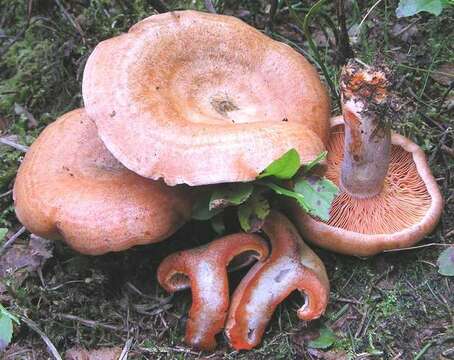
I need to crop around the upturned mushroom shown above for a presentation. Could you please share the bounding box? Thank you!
[289,60,443,256]
[157,233,269,350]
[82,10,330,186]
[13,109,193,255]
[225,211,329,350]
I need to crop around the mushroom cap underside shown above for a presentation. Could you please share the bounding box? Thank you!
[13,109,193,255]
[83,10,330,186]
[289,116,443,257]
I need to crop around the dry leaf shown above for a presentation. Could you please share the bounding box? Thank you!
[65,346,122,360]
[0,235,53,292]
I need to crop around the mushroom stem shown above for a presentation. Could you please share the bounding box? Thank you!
[225,211,329,350]
[157,233,269,350]
[340,60,394,198]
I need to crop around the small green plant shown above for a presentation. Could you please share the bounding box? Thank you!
[192,149,338,233]
[396,0,453,17]
[307,325,336,349]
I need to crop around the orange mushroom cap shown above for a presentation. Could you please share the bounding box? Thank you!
[13,109,193,255]
[82,10,330,186]
[289,116,444,257]
[157,233,269,350]
[225,211,329,350]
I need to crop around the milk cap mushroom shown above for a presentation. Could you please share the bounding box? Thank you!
[289,61,443,256]
[225,211,329,350]
[157,233,269,350]
[83,10,330,186]
[13,109,193,255]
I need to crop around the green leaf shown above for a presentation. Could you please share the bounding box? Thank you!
[0,228,8,244]
[0,305,19,351]
[308,326,336,349]
[294,175,339,221]
[209,183,253,210]
[238,193,271,233]
[437,247,454,276]
[396,0,445,17]
[303,151,327,174]
[258,149,301,180]
[192,192,222,221]
[0,314,12,351]
[258,180,311,212]
[0,305,19,325]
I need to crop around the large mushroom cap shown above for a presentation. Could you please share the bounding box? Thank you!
[289,116,443,257]
[83,10,330,186]
[13,109,193,255]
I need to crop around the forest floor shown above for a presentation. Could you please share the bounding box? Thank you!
[0,1,453,359]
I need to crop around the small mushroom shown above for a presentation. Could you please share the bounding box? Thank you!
[289,61,443,256]
[83,10,330,186]
[13,109,193,255]
[157,233,269,350]
[225,211,329,350]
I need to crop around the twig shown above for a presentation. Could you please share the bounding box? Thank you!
[417,260,437,268]
[0,226,26,256]
[138,345,201,355]
[119,338,134,360]
[0,190,12,198]
[46,279,87,291]
[19,315,63,360]
[358,0,383,29]
[58,313,125,331]
[0,137,29,152]
[53,0,86,43]
[394,18,419,37]
[204,0,216,13]
[354,305,369,338]
[333,297,361,305]
[146,0,169,13]
[383,243,452,252]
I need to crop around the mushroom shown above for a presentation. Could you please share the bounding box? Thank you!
[225,211,329,350]
[82,10,330,186]
[13,109,193,255]
[289,61,443,257]
[157,233,269,350]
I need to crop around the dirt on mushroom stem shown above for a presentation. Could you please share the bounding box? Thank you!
[339,60,401,198]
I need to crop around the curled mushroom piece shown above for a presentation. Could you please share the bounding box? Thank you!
[83,10,330,186]
[13,109,193,255]
[157,233,269,350]
[290,61,443,256]
[225,211,329,350]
